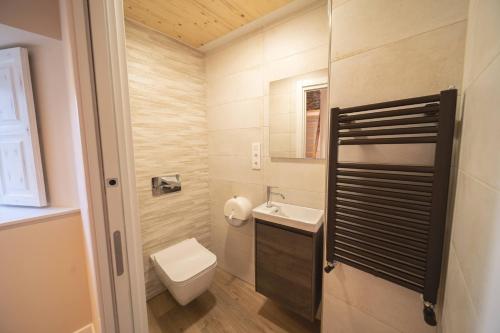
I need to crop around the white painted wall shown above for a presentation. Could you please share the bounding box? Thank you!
[0,23,79,207]
[0,0,61,40]
[0,213,92,333]
[0,3,100,332]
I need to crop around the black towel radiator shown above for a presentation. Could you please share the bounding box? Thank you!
[324,89,457,326]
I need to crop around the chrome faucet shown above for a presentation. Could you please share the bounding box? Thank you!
[266,186,285,208]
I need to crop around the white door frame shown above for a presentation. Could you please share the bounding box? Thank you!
[85,0,148,331]
[65,0,148,332]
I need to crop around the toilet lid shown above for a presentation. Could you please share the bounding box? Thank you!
[151,238,217,283]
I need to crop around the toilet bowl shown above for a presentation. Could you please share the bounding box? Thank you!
[150,238,217,305]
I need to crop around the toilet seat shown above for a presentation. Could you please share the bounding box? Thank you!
[151,238,217,284]
[155,259,217,288]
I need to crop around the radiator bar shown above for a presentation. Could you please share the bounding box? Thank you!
[334,250,425,286]
[337,163,434,173]
[339,116,438,130]
[337,185,432,203]
[337,94,440,114]
[338,126,438,137]
[336,170,434,183]
[334,255,424,293]
[337,192,431,212]
[337,177,433,193]
[338,104,439,121]
[335,232,427,261]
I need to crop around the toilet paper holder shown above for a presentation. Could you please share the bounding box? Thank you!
[224,196,252,227]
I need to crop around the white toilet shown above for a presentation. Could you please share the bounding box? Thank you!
[150,238,217,305]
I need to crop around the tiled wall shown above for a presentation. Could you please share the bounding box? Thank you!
[125,20,211,299]
[441,0,500,332]
[322,0,469,332]
[205,2,330,284]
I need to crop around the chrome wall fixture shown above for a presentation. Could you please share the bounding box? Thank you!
[152,174,181,196]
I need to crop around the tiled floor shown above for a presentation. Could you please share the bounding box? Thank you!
[147,268,320,333]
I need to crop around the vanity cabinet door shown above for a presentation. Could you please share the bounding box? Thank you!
[255,220,314,320]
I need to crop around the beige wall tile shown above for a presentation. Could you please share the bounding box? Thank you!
[209,128,262,157]
[263,158,326,192]
[441,246,478,333]
[206,4,330,285]
[207,68,264,106]
[207,98,263,131]
[206,32,264,80]
[331,0,468,60]
[462,0,500,87]
[449,171,500,323]
[264,44,329,84]
[270,187,325,209]
[331,21,467,108]
[209,156,263,184]
[332,0,351,9]
[441,0,500,331]
[231,182,266,208]
[263,4,329,62]
[458,55,500,188]
[211,215,255,284]
[126,20,211,299]
[324,264,435,333]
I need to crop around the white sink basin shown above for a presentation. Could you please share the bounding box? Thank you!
[252,202,324,232]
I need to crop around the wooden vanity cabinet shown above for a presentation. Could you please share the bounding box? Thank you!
[255,218,323,321]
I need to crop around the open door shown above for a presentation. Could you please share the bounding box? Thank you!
[83,0,148,332]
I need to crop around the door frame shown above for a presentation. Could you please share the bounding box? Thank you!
[294,78,328,158]
[66,0,148,332]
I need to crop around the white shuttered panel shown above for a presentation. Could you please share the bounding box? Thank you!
[0,47,46,207]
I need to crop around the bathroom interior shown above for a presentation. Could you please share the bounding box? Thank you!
[121,0,498,332]
[124,0,332,331]
[0,0,499,332]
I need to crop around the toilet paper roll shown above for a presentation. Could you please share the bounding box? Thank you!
[224,196,252,225]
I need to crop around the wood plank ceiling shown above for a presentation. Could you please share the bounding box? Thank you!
[124,0,293,48]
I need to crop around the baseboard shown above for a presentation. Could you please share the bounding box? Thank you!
[73,323,94,333]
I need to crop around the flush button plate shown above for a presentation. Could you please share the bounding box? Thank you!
[152,174,181,196]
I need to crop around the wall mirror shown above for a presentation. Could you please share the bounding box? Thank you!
[269,69,328,159]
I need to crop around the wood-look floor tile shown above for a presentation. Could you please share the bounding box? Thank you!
[147,304,163,333]
[149,291,178,318]
[148,268,320,333]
